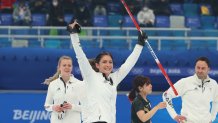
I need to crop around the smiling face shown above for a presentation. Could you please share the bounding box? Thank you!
[195,60,210,80]
[96,55,113,77]
[58,58,72,78]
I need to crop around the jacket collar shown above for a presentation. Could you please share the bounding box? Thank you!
[193,74,210,85]
[59,74,74,84]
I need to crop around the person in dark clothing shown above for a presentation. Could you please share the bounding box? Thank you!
[72,2,92,26]
[62,0,77,14]
[211,0,218,16]
[148,0,171,15]
[129,75,166,123]
[47,0,67,26]
[29,0,48,14]
[12,0,31,26]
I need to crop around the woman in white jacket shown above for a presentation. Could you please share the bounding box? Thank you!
[67,21,147,123]
[44,55,85,123]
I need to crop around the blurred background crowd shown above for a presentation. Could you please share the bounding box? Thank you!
[1,0,218,27]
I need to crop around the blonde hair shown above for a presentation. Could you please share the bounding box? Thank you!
[43,56,73,85]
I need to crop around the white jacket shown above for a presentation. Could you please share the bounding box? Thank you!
[137,7,155,25]
[70,33,143,123]
[44,75,85,123]
[163,74,218,123]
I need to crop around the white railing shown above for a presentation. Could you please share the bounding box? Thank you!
[0,26,218,50]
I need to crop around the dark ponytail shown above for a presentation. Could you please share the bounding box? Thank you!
[128,88,137,102]
[89,58,99,72]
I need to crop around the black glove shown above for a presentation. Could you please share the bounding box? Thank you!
[66,23,81,33]
[137,31,148,46]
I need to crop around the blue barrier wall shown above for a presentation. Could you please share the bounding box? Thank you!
[0,48,218,91]
[0,92,217,123]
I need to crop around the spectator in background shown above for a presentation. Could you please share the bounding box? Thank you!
[211,0,218,16]
[92,0,107,7]
[93,5,107,16]
[124,0,142,15]
[200,5,211,16]
[148,0,171,16]
[72,2,92,26]
[92,0,107,15]
[188,0,211,4]
[12,0,32,26]
[29,0,48,14]
[0,0,16,13]
[169,0,184,3]
[62,0,77,14]
[137,6,155,27]
[47,0,67,26]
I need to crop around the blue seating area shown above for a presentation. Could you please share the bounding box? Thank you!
[185,16,202,29]
[93,15,108,27]
[44,39,61,48]
[0,38,11,48]
[28,39,41,48]
[92,15,108,37]
[155,16,170,28]
[31,14,46,26]
[170,3,184,15]
[107,2,122,15]
[183,3,199,16]
[0,3,218,29]
[200,15,216,29]
[0,14,13,25]
[64,14,73,24]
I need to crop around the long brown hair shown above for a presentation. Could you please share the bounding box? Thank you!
[95,51,113,74]
[43,56,72,85]
[89,58,98,72]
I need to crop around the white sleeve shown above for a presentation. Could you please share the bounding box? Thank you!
[162,91,177,119]
[150,10,155,24]
[162,79,185,119]
[211,101,218,121]
[211,84,218,121]
[44,85,54,112]
[114,44,143,85]
[77,82,87,102]
[70,33,94,81]
[70,103,82,112]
